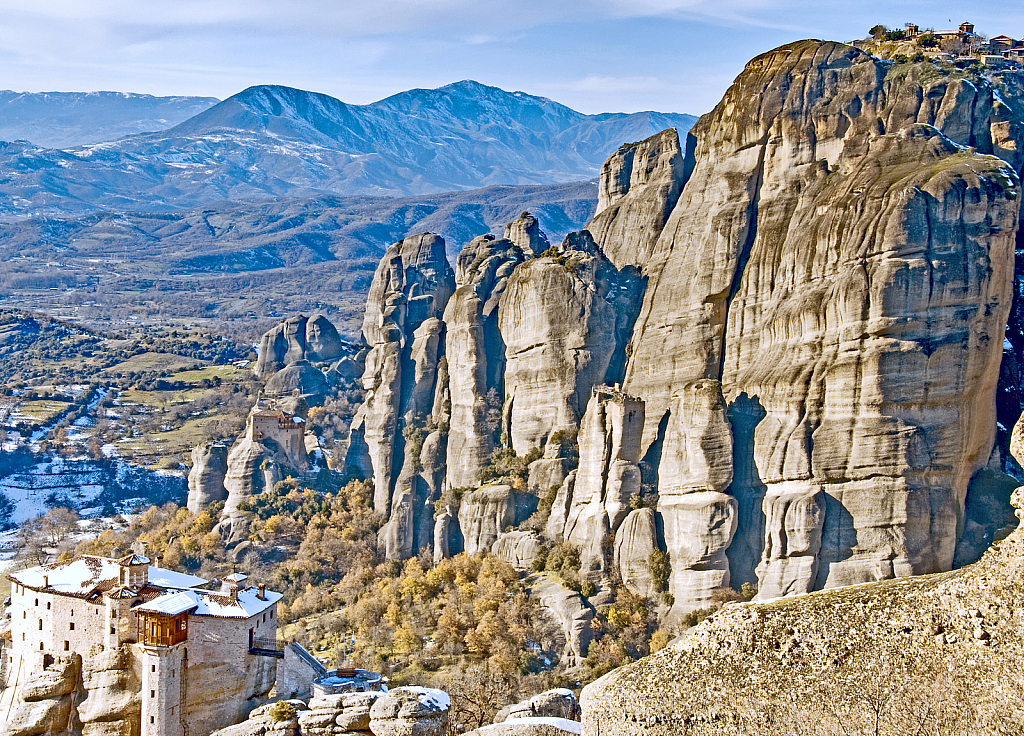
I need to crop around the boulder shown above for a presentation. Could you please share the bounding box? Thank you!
[19,656,79,701]
[491,531,543,571]
[368,687,449,736]
[458,485,516,556]
[467,721,580,736]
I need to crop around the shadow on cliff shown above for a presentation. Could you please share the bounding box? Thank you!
[725,393,768,588]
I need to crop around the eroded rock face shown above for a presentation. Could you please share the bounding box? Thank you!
[187,442,229,515]
[498,232,641,455]
[562,387,645,577]
[588,128,687,270]
[6,656,80,736]
[578,419,1024,735]
[78,647,141,735]
[492,530,543,571]
[305,315,343,363]
[347,233,455,522]
[458,485,516,556]
[610,40,1019,604]
[530,576,595,669]
[613,508,659,598]
[443,235,525,489]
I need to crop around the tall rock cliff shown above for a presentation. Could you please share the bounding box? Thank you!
[344,41,1023,616]
[600,40,1021,605]
[254,314,344,378]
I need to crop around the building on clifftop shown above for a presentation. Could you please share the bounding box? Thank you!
[2,547,282,736]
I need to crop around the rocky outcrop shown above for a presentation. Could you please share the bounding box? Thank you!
[187,442,229,514]
[346,233,455,532]
[468,722,580,736]
[368,687,450,736]
[458,485,516,556]
[210,702,299,736]
[504,212,548,257]
[606,41,1020,605]
[612,508,658,598]
[78,647,141,736]
[443,235,525,489]
[498,232,641,455]
[560,387,644,578]
[579,423,1024,735]
[255,314,344,378]
[655,382,735,617]
[530,576,595,669]
[264,360,329,406]
[588,129,687,270]
[491,530,543,571]
[5,655,80,736]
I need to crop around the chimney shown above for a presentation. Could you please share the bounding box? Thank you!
[257,584,266,600]
[42,575,48,588]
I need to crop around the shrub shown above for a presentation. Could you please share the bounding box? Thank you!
[680,606,716,629]
[648,549,670,593]
[580,579,597,598]
[269,701,296,722]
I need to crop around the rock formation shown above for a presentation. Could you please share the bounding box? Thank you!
[494,689,578,723]
[5,655,80,736]
[368,687,450,736]
[347,233,454,525]
[600,41,1021,605]
[579,416,1024,735]
[492,530,543,571]
[78,647,141,736]
[187,441,229,515]
[255,315,344,378]
[587,128,687,270]
[530,575,595,668]
[264,360,329,406]
[498,231,640,455]
[341,39,1024,617]
[443,234,524,489]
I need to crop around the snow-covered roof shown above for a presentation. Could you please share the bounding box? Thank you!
[147,567,207,590]
[9,556,121,597]
[8,555,279,619]
[118,553,150,566]
[136,591,197,616]
[138,586,282,619]
[8,557,210,598]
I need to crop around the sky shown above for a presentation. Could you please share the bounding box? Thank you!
[0,0,1022,116]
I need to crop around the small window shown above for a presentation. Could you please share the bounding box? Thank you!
[171,670,175,678]
[46,601,50,610]
[38,619,43,630]
[110,626,116,635]
[21,633,25,641]
[64,641,69,651]
[69,622,74,631]
[152,665,156,672]
[70,610,73,617]
[39,642,43,650]
[150,717,155,724]
[22,611,25,619]
[150,690,155,698]
[34,598,38,606]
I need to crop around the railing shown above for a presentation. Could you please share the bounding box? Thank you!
[249,637,286,658]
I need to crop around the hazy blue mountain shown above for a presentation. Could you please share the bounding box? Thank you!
[0,91,220,148]
[0,81,695,216]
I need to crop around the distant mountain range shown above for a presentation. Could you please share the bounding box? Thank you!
[0,91,220,148]
[0,81,696,216]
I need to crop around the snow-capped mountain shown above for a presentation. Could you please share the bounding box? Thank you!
[0,81,696,216]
